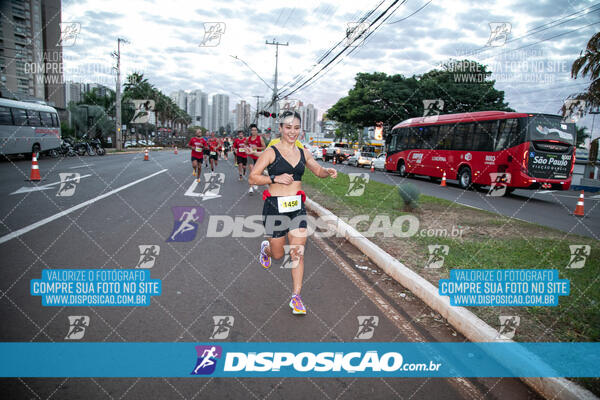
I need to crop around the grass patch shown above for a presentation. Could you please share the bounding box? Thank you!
[303,169,600,343]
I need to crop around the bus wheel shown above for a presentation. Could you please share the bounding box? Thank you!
[458,167,472,189]
[398,161,407,177]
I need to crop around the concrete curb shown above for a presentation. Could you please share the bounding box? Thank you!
[305,198,597,400]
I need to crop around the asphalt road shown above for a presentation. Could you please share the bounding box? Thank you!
[0,150,540,399]
[328,160,600,239]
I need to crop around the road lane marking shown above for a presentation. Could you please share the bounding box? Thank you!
[456,202,484,211]
[10,174,92,195]
[0,169,168,245]
[68,164,93,169]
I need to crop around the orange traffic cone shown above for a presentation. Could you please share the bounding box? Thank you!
[333,157,336,165]
[573,191,585,217]
[440,172,447,187]
[174,146,178,155]
[143,148,149,161]
[370,163,375,172]
[29,152,41,181]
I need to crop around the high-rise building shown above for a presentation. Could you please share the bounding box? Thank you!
[0,0,65,109]
[193,89,208,128]
[64,81,81,105]
[169,90,187,113]
[211,94,229,133]
[235,100,251,131]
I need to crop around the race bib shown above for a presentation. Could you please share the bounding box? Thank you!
[238,148,245,153]
[195,146,202,152]
[277,195,301,213]
[210,151,216,156]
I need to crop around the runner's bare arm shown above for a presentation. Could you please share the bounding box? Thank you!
[304,148,337,178]
[248,148,278,185]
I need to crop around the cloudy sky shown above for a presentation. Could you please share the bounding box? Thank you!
[61,0,599,133]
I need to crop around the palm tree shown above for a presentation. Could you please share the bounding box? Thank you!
[576,125,591,148]
[568,32,600,113]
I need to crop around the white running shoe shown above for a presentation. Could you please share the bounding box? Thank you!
[249,186,254,195]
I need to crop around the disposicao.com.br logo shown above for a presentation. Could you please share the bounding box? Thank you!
[191,346,441,376]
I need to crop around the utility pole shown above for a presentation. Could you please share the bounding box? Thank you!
[265,39,288,136]
[252,95,263,126]
[113,37,128,150]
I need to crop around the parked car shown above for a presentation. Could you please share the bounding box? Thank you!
[324,142,354,163]
[306,144,323,160]
[348,151,376,167]
[372,153,387,170]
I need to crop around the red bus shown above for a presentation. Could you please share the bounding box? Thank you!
[384,111,576,193]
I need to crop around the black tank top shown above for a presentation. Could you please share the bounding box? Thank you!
[267,146,306,181]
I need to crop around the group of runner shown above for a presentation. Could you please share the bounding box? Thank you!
[187,113,337,315]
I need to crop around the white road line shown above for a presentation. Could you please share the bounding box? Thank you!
[456,202,484,211]
[10,174,93,195]
[537,190,557,194]
[0,169,168,245]
[68,164,93,169]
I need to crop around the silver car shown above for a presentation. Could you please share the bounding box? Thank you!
[349,151,375,167]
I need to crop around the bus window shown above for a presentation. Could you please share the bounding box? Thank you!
[0,106,13,125]
[473,122,494,151]
[51,113,60,127]
[419,126,434,149]
[452,123,474,150]
[495,119,516,151]
[427,126,439,149]
[438,124,452,150]
[408,127,421,149]
[398,128,409,151]
[41,111,53,127]
[389,134,398,153]
[11,108,28,126]
[27,110,41,126]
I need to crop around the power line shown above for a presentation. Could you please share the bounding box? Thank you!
[387,0,432,24]
[466,3,600,58]
[279,0,406,99]
[277,0,389,94]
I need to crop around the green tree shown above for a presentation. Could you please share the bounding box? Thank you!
[576,125,591,148]
[327,61,512,129]
[568,32,600,113]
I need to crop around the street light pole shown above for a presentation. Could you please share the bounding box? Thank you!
[266,39,288,135]
[113,37,129,151]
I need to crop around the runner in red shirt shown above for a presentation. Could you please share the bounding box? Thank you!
[207,132,221,172]
[246,124,266,194]
[187,129,207,183]
[233,130,248,181]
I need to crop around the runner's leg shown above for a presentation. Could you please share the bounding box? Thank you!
[287,228,307,295]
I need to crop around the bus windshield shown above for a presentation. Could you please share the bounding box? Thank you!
[527,115,575,145]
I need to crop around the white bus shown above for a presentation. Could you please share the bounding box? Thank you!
[0,98,61,156]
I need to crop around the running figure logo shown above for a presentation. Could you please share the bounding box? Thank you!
[567,245,590,269]
[496,316,520,340]
[281,245,305,269]
[423,99,444,117]
[425,245,449,269]
[58,22,81,47]
[167,207,204,242]
[57,173,81,197]
[202,173,225,197]
[199,22,226,47]
[65,316,89,340]
[210,316,234,340]
[486,22,511,47]
[487,172,511,197]
[346,173,369,196]
[191,345,222,375]
[562,100,586,122]
[345,22,370,47]
[137,245,160,268]
[354,316,379,339]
